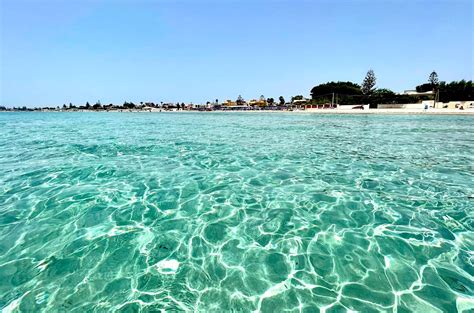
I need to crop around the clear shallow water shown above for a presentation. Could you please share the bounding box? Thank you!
[0,112,473,312]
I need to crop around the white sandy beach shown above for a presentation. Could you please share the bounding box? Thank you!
[29,107,474,115]
[148,108,474,115]
[303,108,474,115]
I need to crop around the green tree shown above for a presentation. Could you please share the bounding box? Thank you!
[438,80,473,102]
[373,88,395,96]
[369,88,396,108]
[428,71,439,87]
[123,101,135,109]
[236,95,244,106]
[279,96,285,105]
[416,80,473,101]
[93,102,102,110]
[85,102,91,109]
[415,83,433,93]
[311,81,362,99]
[361,69,376,95]
[291,95,304,102]
[267,98,275,106]
[311,82,364,105]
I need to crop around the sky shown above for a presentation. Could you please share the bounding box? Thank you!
[1,0,472,107]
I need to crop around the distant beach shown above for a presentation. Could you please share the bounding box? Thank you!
[22,108,473,115]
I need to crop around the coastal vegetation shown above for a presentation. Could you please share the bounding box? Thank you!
[361,69,376,95]
[1,71,472,111]
[310,71,473,108]
[417,79,473,102]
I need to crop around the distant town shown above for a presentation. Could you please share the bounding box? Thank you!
[2,71,472,112]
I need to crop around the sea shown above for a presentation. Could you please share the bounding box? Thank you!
[0,112,473,312]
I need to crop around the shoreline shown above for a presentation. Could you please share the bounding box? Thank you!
[1,109,473,115]
[155,109,474,115]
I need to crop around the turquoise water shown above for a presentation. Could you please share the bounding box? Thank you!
[0,112,473,312]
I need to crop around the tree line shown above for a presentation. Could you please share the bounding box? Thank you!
[310,70,473,107]
[1,70,472,111]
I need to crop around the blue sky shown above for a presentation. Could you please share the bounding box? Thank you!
[1,0,472,107]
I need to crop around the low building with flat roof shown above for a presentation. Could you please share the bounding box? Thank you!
[403,90,434,96]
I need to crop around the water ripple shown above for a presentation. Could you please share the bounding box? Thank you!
[0,112,473,312]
